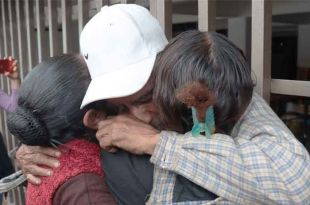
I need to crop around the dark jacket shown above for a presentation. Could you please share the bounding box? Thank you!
[0,133,14,179]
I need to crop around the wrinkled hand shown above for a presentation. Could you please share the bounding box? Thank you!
[96,114,160,155]
[15,144,61,184]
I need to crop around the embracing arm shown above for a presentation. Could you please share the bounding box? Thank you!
[150,131,310,205]
[93,114,310,204]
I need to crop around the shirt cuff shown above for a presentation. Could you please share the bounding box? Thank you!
[150,131,182,170]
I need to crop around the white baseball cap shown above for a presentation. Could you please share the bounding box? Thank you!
[80,4,168,108]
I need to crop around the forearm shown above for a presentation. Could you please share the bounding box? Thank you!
[10,78,20,90]
[150,131,259,204]
[150,131,310,204]
[0,89,16,112]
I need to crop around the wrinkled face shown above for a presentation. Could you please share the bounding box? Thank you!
[106,81,161,128]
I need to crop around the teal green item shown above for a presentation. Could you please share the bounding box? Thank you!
[191,106,215,138]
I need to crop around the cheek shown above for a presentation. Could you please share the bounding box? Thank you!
[130,106,153,123]
[145,103,157,113]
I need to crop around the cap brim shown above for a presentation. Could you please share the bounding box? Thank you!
[81,54,156,109]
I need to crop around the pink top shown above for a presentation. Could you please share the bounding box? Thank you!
[26,139,104,205]
[0,89,19,112]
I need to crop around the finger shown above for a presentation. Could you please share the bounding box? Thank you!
[4,72,9,76]
[96,130,107,141]
[96,120,114,136]
[8,56,12,60]
[30,153,60,168]
[37,146,61,158]
[12,60,17,67]
[98,135,113,150]
[97,118,114,129]
[26,164,53,177]
[96,126,112,140]
[26,174,42,185]
[106,146,118,153]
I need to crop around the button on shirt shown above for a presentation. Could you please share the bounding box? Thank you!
[148,93,310,205]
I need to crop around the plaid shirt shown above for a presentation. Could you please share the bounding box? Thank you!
[147,93,310,205]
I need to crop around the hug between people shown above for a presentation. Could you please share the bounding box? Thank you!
[4,4,310,205]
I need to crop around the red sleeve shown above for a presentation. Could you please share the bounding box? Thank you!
[53,173,116,205]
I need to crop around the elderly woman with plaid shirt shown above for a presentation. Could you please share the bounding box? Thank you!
[94,30,310,204]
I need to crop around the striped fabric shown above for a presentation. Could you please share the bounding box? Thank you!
[147,93,310,205]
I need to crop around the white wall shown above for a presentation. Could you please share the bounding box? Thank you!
[297,24,310,68]
[228,17,251,61]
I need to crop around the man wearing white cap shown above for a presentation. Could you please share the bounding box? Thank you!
[80,4,217,203]
[79,4,168,204]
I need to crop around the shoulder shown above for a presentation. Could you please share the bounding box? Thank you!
[232,93,308,157]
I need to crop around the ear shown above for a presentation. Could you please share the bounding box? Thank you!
[83,109,107,130]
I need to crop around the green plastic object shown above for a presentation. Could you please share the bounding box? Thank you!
[191,106,215,138]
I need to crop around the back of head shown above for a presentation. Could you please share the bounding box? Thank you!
[8,54,91,146]
[79,4,168,108]
[153,30,254,133]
